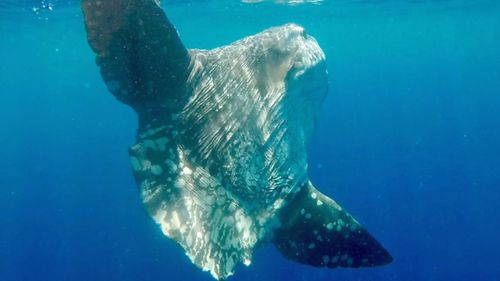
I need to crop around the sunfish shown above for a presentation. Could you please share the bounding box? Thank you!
[81,0,392,279]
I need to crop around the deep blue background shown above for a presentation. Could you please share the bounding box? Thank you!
[1,1,499,281]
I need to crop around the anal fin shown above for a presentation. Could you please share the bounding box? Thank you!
[273,182,392,268]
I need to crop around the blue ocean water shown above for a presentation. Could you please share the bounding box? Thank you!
[1,1,499,281]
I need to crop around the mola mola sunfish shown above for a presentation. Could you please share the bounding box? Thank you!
[81,0,392,279]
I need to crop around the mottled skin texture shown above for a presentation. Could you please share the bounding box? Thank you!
[274,183,392,268]
[82,0,392,279]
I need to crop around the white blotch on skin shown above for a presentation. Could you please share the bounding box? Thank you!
[151,165,163,175]
[171,211,181,229]
[155,137,168,150]
[322,255,330,264]
[174,180,184,189]
[273,199,284,209]
[130,156,141,171]
[199,176,210,188]
[142,160,152,169]
[183,166,192,175]
[165,159,177,172]
[152,209,167,223]
[332,255,339,263]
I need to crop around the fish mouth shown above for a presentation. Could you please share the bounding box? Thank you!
[287,58,328,96]
[288,33,326,81]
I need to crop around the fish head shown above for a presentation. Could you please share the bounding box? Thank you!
[261,23,329,143]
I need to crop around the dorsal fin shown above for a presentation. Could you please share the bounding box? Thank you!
[273,182,392,268]
[81,0,190,122]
